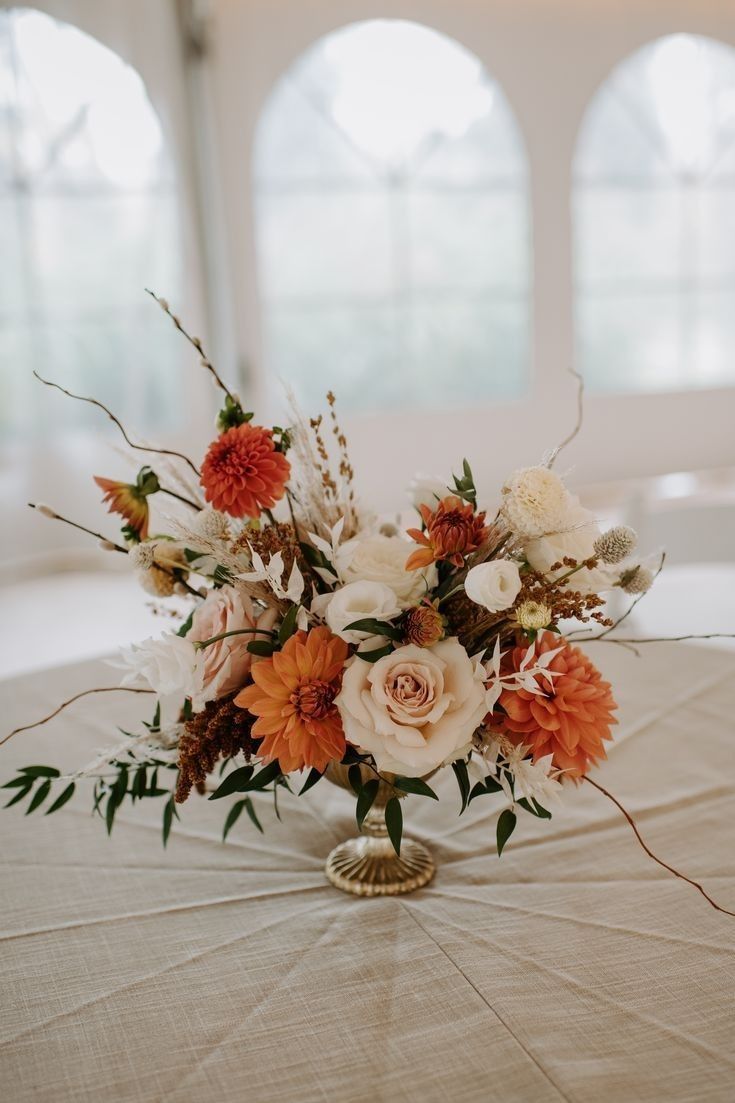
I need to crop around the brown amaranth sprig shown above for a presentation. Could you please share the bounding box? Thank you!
[175,697,258,803]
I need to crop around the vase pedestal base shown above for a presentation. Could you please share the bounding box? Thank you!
[325,835,435,897]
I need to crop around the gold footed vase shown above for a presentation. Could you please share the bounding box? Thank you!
[324,763,435,897]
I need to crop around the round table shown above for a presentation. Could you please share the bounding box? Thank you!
[1,642,734,1102]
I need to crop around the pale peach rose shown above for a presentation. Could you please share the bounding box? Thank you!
[189,585,277,703]
[336,638,486,777]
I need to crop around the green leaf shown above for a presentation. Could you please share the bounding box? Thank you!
[209,765,254,800]
[176,611,194,638]
[26,779,52,814]
[356,644,394,664]
[247,640,275,658]
[299,768,323,795]
[45,782,76,815]
[356,780,379,830]
[393,776,438,800]
[4,781,32,808]
[278,603,299,646]
[19,765,61,778]
[348,764,363,795]
[496,809,517,855]
[451,759,471,814]
[162,796,175,847]
[343,618,403,642]
[244,796,264,833]
[249,760,282,791]
[222,799,245,841]
[517,797,552,819]
[2,776,32,789]
[385,797,403,856]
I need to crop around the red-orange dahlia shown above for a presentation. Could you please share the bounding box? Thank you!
[200,424,290,519]
[489,632,617,778]
[406,495,488,570]
[234,626,349,773]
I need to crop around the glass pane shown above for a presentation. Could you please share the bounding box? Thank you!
[575,34,735,393]
[254,19,529,412]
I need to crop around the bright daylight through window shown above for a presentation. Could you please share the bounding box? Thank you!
[575,34,735,394]
[0,7,181,436]
[253,19,529,412]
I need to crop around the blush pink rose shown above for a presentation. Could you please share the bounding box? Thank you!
[189,585,277,703]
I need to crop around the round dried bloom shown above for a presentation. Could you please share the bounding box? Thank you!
[403,601,445,647]
[201,423,290,519]
[515,600,552,631]
[129,542,157,571]
[406,496,488,570]
[138,564,176,597]
[501,466,570,538]
[235,626,349,773]
[593,525,637,565]
[336,638,487,777]
[488,632,617,778]
[619,565,654,594]
[194,507,231,541]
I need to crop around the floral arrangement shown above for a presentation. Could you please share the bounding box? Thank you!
[6,294,732,909]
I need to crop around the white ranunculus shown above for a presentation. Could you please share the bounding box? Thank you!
[314,580,401,645]
[501,466,570,538]
[409,473,450,512]
[116,632,205,723]
[524,497,618,594]
[464,560,522,613]
[336,638,487,777]
[336,533,437,608]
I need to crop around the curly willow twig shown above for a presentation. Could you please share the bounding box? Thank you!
[1,687,155,747]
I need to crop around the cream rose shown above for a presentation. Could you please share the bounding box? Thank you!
[464,560,522,613]
[188,585,278,703]
[336,638,487,777]
[313,580,401,645]
[524,497,617,594]
[336,533,437,608]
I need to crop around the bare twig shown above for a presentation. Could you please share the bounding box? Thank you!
[145,289,236,404]
[587,633,735,645]
[584,552,666,641]
[33,371,201,478]
[29,503,128,553]
[583,776,735,918]
[1,687,155,747]
[547,367,584,468]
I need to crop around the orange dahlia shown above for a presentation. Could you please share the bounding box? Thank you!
[94,468,159,540]
[406,495,488,570]
[234,626,349,773]
[200,424,290,519]
[489,632,617,778]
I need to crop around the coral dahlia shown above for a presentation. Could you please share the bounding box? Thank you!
[489,632,617,778]
[235,626,349,773]
[200,423,290,519]
[406,495,488,570]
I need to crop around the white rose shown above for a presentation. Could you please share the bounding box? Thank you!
[464,560,522,613]
[336,533,437,608]
[314,580,401,645]
[336,638,487,777]
[409,473,450,512]
[116,632,204,724]
[525,497,618,594]
[501,466,570,537]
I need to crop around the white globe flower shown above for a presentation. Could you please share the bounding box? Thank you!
[336,638,487,777]
[314,580,401,645]
[464,560,522,613]
[336,533,437,608]
[501,466,570,538]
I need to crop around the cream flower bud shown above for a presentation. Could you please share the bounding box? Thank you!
[516,600,552,631]
[619,565,654,594]
[129,542,156,571]
[593,525,637,565]
[193,507,231,541]
[464,561,522,614]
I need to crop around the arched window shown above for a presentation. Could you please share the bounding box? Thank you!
[253,19,529,412]
[0,7,181,436]
[574,34,735,393]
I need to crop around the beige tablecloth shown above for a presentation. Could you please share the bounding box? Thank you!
[1,642,734,1102]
